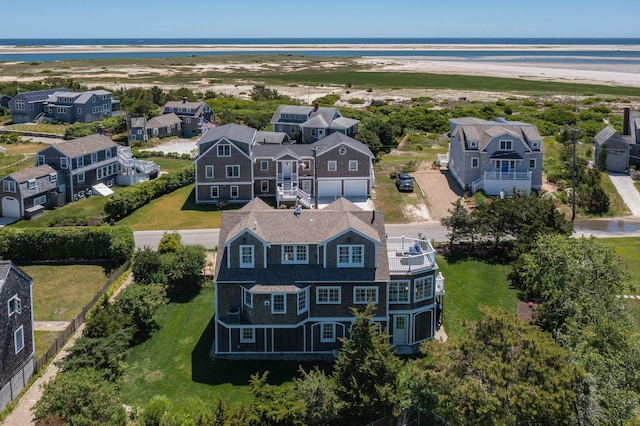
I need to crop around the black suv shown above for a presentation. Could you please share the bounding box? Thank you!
[395,173,414,192]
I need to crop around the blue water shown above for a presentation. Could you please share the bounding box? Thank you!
[1,38,640,63]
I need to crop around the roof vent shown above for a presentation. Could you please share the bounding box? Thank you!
[253,220,257,230]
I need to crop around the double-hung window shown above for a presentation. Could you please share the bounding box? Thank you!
[205,165,214,179]
[414,276,433,302]
[499,140,513,150]
[91,152,98,163]
[317,287,340,304]
[226,165,240,178]
[260,160,269,171]
[8,295,21,315]
[14,326,24,354]
[76,156,84,168]
[272,294,286,314]
[60,158,68,169]
[218,144,231,157]
[320,323,335,342]
[3,180,16,193]
[327,161,337,171]
[36,155,45,166]
[244,288,253,307]
[297,289,308,314]
[354,286,378,304]
[349,160,358,171]
[239,245,254,268]
[77,172,85,183]
[282,244,308,264]
[337,244,364,267]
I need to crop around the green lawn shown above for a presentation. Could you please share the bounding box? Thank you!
[147,157,192,172]
[116,185,226,231]
[120,285,327,407]
[10,192,113,228]
[7,123,69,135]
[601,237,640,293]
[20,264,110,321]
[437,254,518,339]
[34,330,61,358]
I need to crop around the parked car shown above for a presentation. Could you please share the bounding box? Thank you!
[395,173,414,192]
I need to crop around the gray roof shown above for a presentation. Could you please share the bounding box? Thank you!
[300,114,329,129]
[7,165,56,183]
[46,134,116,157]
[251,132,373,160]
[314,132,374,158]
[12,88,67,105]
[0,260,32,293]
[451,117,543,151]
[329,116,359,130]
[130,117,146,128]
[197,123,256,146]
[164,100,207,117]
[270,104,345,127]
[45,90,109,105]
[594,125,630,150]
[215,197,389,283]
[147,113,182,128]
[254,131,289,144]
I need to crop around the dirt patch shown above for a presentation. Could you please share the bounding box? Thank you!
[146,370,163,382]
[412,169,465,220]
[402,204,432,221]
[517,301,535,322]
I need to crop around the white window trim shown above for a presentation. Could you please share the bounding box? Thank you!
[76,156,84,168]
[27,179,35,190]
[282,244,309,264]
[49,173,57,183]
[354,286,378,304]
[34,194,47,206]
[105,149,112,159]
[239,245,254,268]
[230,185,239,198]
[349,160,358,171]
[14,326,24,354]
[91,152,98,164]
[211,186,219,198]
[226,165,240,178]
[389,280,410,304]
[529,159,536,169]
[8,294,22,315]
[337,244,364,267]
[218,144,231,157]
[297,289,308,314]
[271,294,286,314]
[499,140,513,151]
[261,180,269,193]
[77,172,85,184]
[240,328,255,343]
[244,288,253,308]
[3,180,16,193]
[37,155,45,166]
[415,276,433,302]
[320,323,336,343]
[60,157,68,169]
[316,286,341,304]
[471,158,479,168]
[260,160,269,171]
[205,165,214,179]
[327,160,337,171]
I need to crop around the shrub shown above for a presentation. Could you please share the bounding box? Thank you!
[0,226,134,264]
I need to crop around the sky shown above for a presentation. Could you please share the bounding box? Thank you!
[2,0,640,39]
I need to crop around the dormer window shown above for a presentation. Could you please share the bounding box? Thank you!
[8,295,22,315]
[240,245,254,268]
[27,179,36,190]
[469,140,477,149]
[337,244,364,267]
[531,141,539,149]
[282,244,308,264]
[49,173,57,182]
[499,140,513,150]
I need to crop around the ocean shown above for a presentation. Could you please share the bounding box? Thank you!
[1,38,640,64]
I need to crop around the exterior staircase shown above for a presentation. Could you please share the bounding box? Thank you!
[116,147,160,186]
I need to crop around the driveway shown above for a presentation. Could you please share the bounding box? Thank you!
[142,138,197,155]
[412,168,464,221]
[607,172,640,217]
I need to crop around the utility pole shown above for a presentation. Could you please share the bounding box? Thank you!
[571,128,579,223]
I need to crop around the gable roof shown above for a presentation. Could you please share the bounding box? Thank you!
[130,117,146,128]
[594,125,630,150]
[11,88,68,105]
[254,131,289,145]
[197,123,256,146]
[44,134,116,157]
[7,165,56,183]
[0,260,32,294]
[147,113,182,129]
[451,117,543,151]
[163,100,207,117]
[314,132,374,158]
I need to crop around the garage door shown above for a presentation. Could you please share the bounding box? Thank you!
[318,180,341,198]
[344,180,368,197]
[2,197,20,218]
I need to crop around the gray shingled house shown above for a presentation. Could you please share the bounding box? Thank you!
[213,197,445,358]
[270,104,359,143]
[0,165,63,219]
[145,113,182,139]
[594,108,640,173]
[446,117,544,195]
[8,88,66,124]
[0,261,34,412]
[128,116,148,144]
[161,100,215,137]
[194,123,374,206]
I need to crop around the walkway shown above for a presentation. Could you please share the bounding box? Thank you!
[608,172,640,217]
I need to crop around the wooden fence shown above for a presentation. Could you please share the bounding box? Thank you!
[33,259,131,373]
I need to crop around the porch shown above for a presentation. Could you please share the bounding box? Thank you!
[472,170,532,195]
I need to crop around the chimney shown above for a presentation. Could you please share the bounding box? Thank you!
[314,103,319,111]
[182,96,188,104]
[623,108,631,136]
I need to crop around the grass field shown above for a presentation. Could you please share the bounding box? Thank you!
[601,237,640,293]
[117,185,225,231]
[34,330,61,358]
[7,123,69,135]
[20,264,110,321]
[120,285,329,407]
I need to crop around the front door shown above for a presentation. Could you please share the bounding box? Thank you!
[282,161,292,180]
[392,315,408,345]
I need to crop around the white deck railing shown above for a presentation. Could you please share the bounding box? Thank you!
[386,237,436,273]
[472,171,532,194]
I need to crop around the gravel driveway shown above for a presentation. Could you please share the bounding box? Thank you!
[411,169,464,220]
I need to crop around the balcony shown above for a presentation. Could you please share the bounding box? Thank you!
[387,237,436,273]
[472,170,532,195]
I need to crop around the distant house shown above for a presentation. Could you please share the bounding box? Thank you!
[594,108,640,173]
[0,94,11,109]
[161,100,214,137]
[270,104,359,143]
[0,261,34,412]
[9,89,117,124]
[194,123,374,206]
[446,117,544,195]
[35,134,121,201]
[213,197,445,358]
[0,165,63,219]
[145,113,182,139]
[128,116,148,144]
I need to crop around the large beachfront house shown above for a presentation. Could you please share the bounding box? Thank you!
[0,261,34,412]
[445,117,544,195]
[9,89,117,124]
[270,104,359,144]
[213,197,445,358]
[194,123,374,206]
[594,108,640,173]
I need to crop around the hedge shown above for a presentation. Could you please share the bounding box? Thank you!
[103,165,195,219]
[0,226,134,264]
